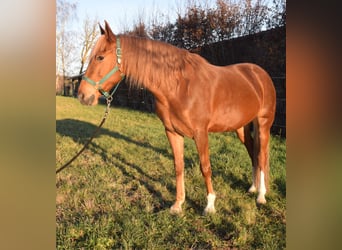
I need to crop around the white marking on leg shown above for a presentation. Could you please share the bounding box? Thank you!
[204,193,216,214]
[257,170,267,204]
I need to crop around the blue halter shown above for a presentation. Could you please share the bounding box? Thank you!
[82,37,125,98]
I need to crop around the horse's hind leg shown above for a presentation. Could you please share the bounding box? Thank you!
[236,124,257,193]
[253,117,272,204]
[236,123,253,160]
[194,130,216,214]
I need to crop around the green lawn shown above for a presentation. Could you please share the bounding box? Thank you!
[56,96,286,249]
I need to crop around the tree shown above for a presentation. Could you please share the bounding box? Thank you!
[56,0,77,94]
[163,0,271,49]
[237,0,269,36]
[267,0,286,29]
[118,0,283,50]
[149,9,175,43]
[78,15,100,75]
[150,21,176,44]
[127,14,149,37]
[213,0,241,40]
[173,2,213,50]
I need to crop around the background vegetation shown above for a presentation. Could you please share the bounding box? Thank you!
[56,0,285,78]
[56,96,286,249]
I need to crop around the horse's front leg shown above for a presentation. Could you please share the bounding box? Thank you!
[166,130,185,214]
[194,130,216,214]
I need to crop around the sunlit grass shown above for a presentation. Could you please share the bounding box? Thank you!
[56,96,286,249]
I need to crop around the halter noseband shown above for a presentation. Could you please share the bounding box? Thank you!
[82,37,125,98]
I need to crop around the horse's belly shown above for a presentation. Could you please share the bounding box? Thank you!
[208,119,243,132]
[208,107,258,132]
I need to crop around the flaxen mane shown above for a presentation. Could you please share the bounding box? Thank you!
[121,35,211,90]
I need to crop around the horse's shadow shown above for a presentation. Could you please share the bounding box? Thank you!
[56,118,203,213]
[56,118,168,155]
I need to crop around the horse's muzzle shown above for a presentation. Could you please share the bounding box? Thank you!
[78,93,96,106]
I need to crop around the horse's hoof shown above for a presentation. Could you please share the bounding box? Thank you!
[170,205,182,214]
[204,206,216,215]
[204,193,216,215]
[248,185,257,193]
[256,195,267,204]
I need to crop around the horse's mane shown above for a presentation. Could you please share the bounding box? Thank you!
[121,35,210,90]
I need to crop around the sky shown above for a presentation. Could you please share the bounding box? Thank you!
[70,0,198,34]
[65,0,196,74]
[69,0,274,34]
[64,0,274,75]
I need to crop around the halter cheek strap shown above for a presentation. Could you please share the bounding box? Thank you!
[82,37,125,98]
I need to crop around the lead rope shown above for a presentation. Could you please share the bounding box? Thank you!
[56,74,125,174]
[57,37,125,175]
[56,96,113,174]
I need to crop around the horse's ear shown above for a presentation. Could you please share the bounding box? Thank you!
[99,23,105,35]
[104,20,116,42]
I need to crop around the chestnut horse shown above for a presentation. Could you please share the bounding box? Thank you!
[78,21,276,214]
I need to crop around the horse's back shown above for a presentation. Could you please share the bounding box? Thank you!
[225,63,274,91]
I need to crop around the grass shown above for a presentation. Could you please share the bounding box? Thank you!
[56,96,286,249]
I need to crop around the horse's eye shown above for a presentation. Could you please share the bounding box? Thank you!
[96,55,104,61]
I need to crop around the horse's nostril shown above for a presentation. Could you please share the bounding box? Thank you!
[88,94,95,104]
[78,93,89,105]
[78,93,84,101]
[78,93,95,105]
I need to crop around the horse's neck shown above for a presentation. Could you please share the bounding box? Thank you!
[122,37,171,100]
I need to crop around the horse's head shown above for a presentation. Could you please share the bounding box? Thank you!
[78,21,124,106]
